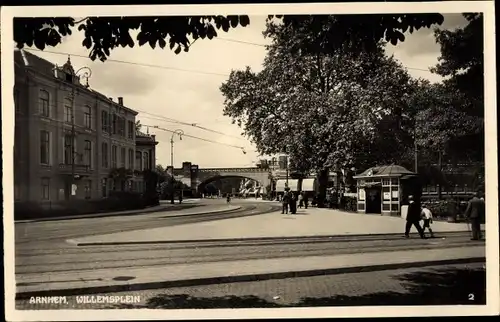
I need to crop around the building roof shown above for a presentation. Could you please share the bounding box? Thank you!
[15,49,138,116]
[353,165,416,179]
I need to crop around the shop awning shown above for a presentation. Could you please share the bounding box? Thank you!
[276,179,298,192]
[359,182,382,188]
[301,178,316,192]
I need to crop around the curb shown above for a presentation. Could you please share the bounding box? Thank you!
[70,230,481,247]
[67,205,278,246]
[15,204,210,224]
[15,257,485,299]
[156,205,243,219]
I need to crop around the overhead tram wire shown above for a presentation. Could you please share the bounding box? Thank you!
[214,37,436,74]
[134,109,247,141]
[143,124,248,153]
[23,48,229,77]
[22,50,245,141]
[24,45,436,75]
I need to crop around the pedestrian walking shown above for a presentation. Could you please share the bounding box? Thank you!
[298,192,304,209]
[464,192,485,240]
[404,195,426,239]
[226,194,231,204]
[303,193,309,209]
[290,192,297,214]
[281,190,290,214]
[421,204,435,238]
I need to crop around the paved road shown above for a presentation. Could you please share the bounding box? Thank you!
[16,262,486,309]
[15,201,275,245]
[14,202,278,274]
[16,229,482,276]
[14,200,485,305]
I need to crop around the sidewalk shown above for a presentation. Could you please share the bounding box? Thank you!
[16,200,206,223]
[15,246,485,298]
[68,207,485,245]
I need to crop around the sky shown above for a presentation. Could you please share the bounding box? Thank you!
[26,14,468,169]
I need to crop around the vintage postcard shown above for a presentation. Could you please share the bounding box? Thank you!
[2,1,498,320]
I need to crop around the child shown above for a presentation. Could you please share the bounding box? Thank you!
[421,204,435,238]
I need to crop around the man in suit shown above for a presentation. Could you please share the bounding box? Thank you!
[405,195,426,239]
[464,192,485,240]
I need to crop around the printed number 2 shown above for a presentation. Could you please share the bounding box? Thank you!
[468,293,475,301]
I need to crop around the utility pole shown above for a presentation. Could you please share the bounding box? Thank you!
[285,156,289,186]
[170,129,184,204]
[170,137,174,204]
[414,121,418,174]
[437,150,443,199]
[70,85,76,199]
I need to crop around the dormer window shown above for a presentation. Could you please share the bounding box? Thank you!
[62,55,75,84]
[65,73,73,83]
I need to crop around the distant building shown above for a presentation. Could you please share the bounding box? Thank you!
[13,49,157,204]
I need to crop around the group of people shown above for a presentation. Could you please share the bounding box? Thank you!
[281,190,309,214]
[404,192,485,240]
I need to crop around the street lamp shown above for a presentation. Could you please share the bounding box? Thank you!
[69,65,92,197]
[170,129,184,204]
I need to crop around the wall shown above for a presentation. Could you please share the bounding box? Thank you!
[14,58,139,203]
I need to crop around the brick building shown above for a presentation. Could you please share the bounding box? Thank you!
[13,49,156,204]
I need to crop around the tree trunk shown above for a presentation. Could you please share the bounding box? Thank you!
[316,169,329,208]
[437,151,443,200]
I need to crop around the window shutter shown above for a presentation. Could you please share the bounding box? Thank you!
[91,140,94,169]
[49,131,53,166]
[61,136,65,165]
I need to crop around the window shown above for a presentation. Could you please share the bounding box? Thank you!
[101,178,107,198]
[84,180,92,199]
[84,140,92,168]
[128,121,134,139]
[40,130,50,165]
[41,178,50,200]
[120,147,126,168]
[136,151,142,170]
[112,114,117,134]
[64,134,73,164]
[102,111,109,133]
[111,145,117,168]
[64,98,73,123]
[14,88,20,113]
[39,90,50,117]
[14,183,20,200]
[143,152,149,170]
[84,105,92,129]
[102,142,109,168]
[65,72,73,83]
[128,149,134,170]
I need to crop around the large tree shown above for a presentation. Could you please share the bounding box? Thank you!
[14,14,444,61]
[221,20,417,207]
[431,13,484,164]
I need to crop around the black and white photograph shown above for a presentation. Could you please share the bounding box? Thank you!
[2,1,498,320]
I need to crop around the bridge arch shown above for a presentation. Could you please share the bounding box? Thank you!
[196,168,271,195]
[197,174,264,193]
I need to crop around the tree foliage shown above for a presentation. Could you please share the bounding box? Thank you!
[14,16,250,61]
[427,13,484,165]
[221,19,420,206]
[266,14,444,56]
[431,13,483,112]
[14,14,444,61]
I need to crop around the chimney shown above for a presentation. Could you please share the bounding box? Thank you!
[118,97,123,105]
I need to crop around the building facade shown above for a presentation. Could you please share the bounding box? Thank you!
[134,131,159,192]
[14,49,154,204]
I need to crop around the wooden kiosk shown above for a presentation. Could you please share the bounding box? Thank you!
[353,165,418,217]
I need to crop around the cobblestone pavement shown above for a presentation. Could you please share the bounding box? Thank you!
[16,262,486,309]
